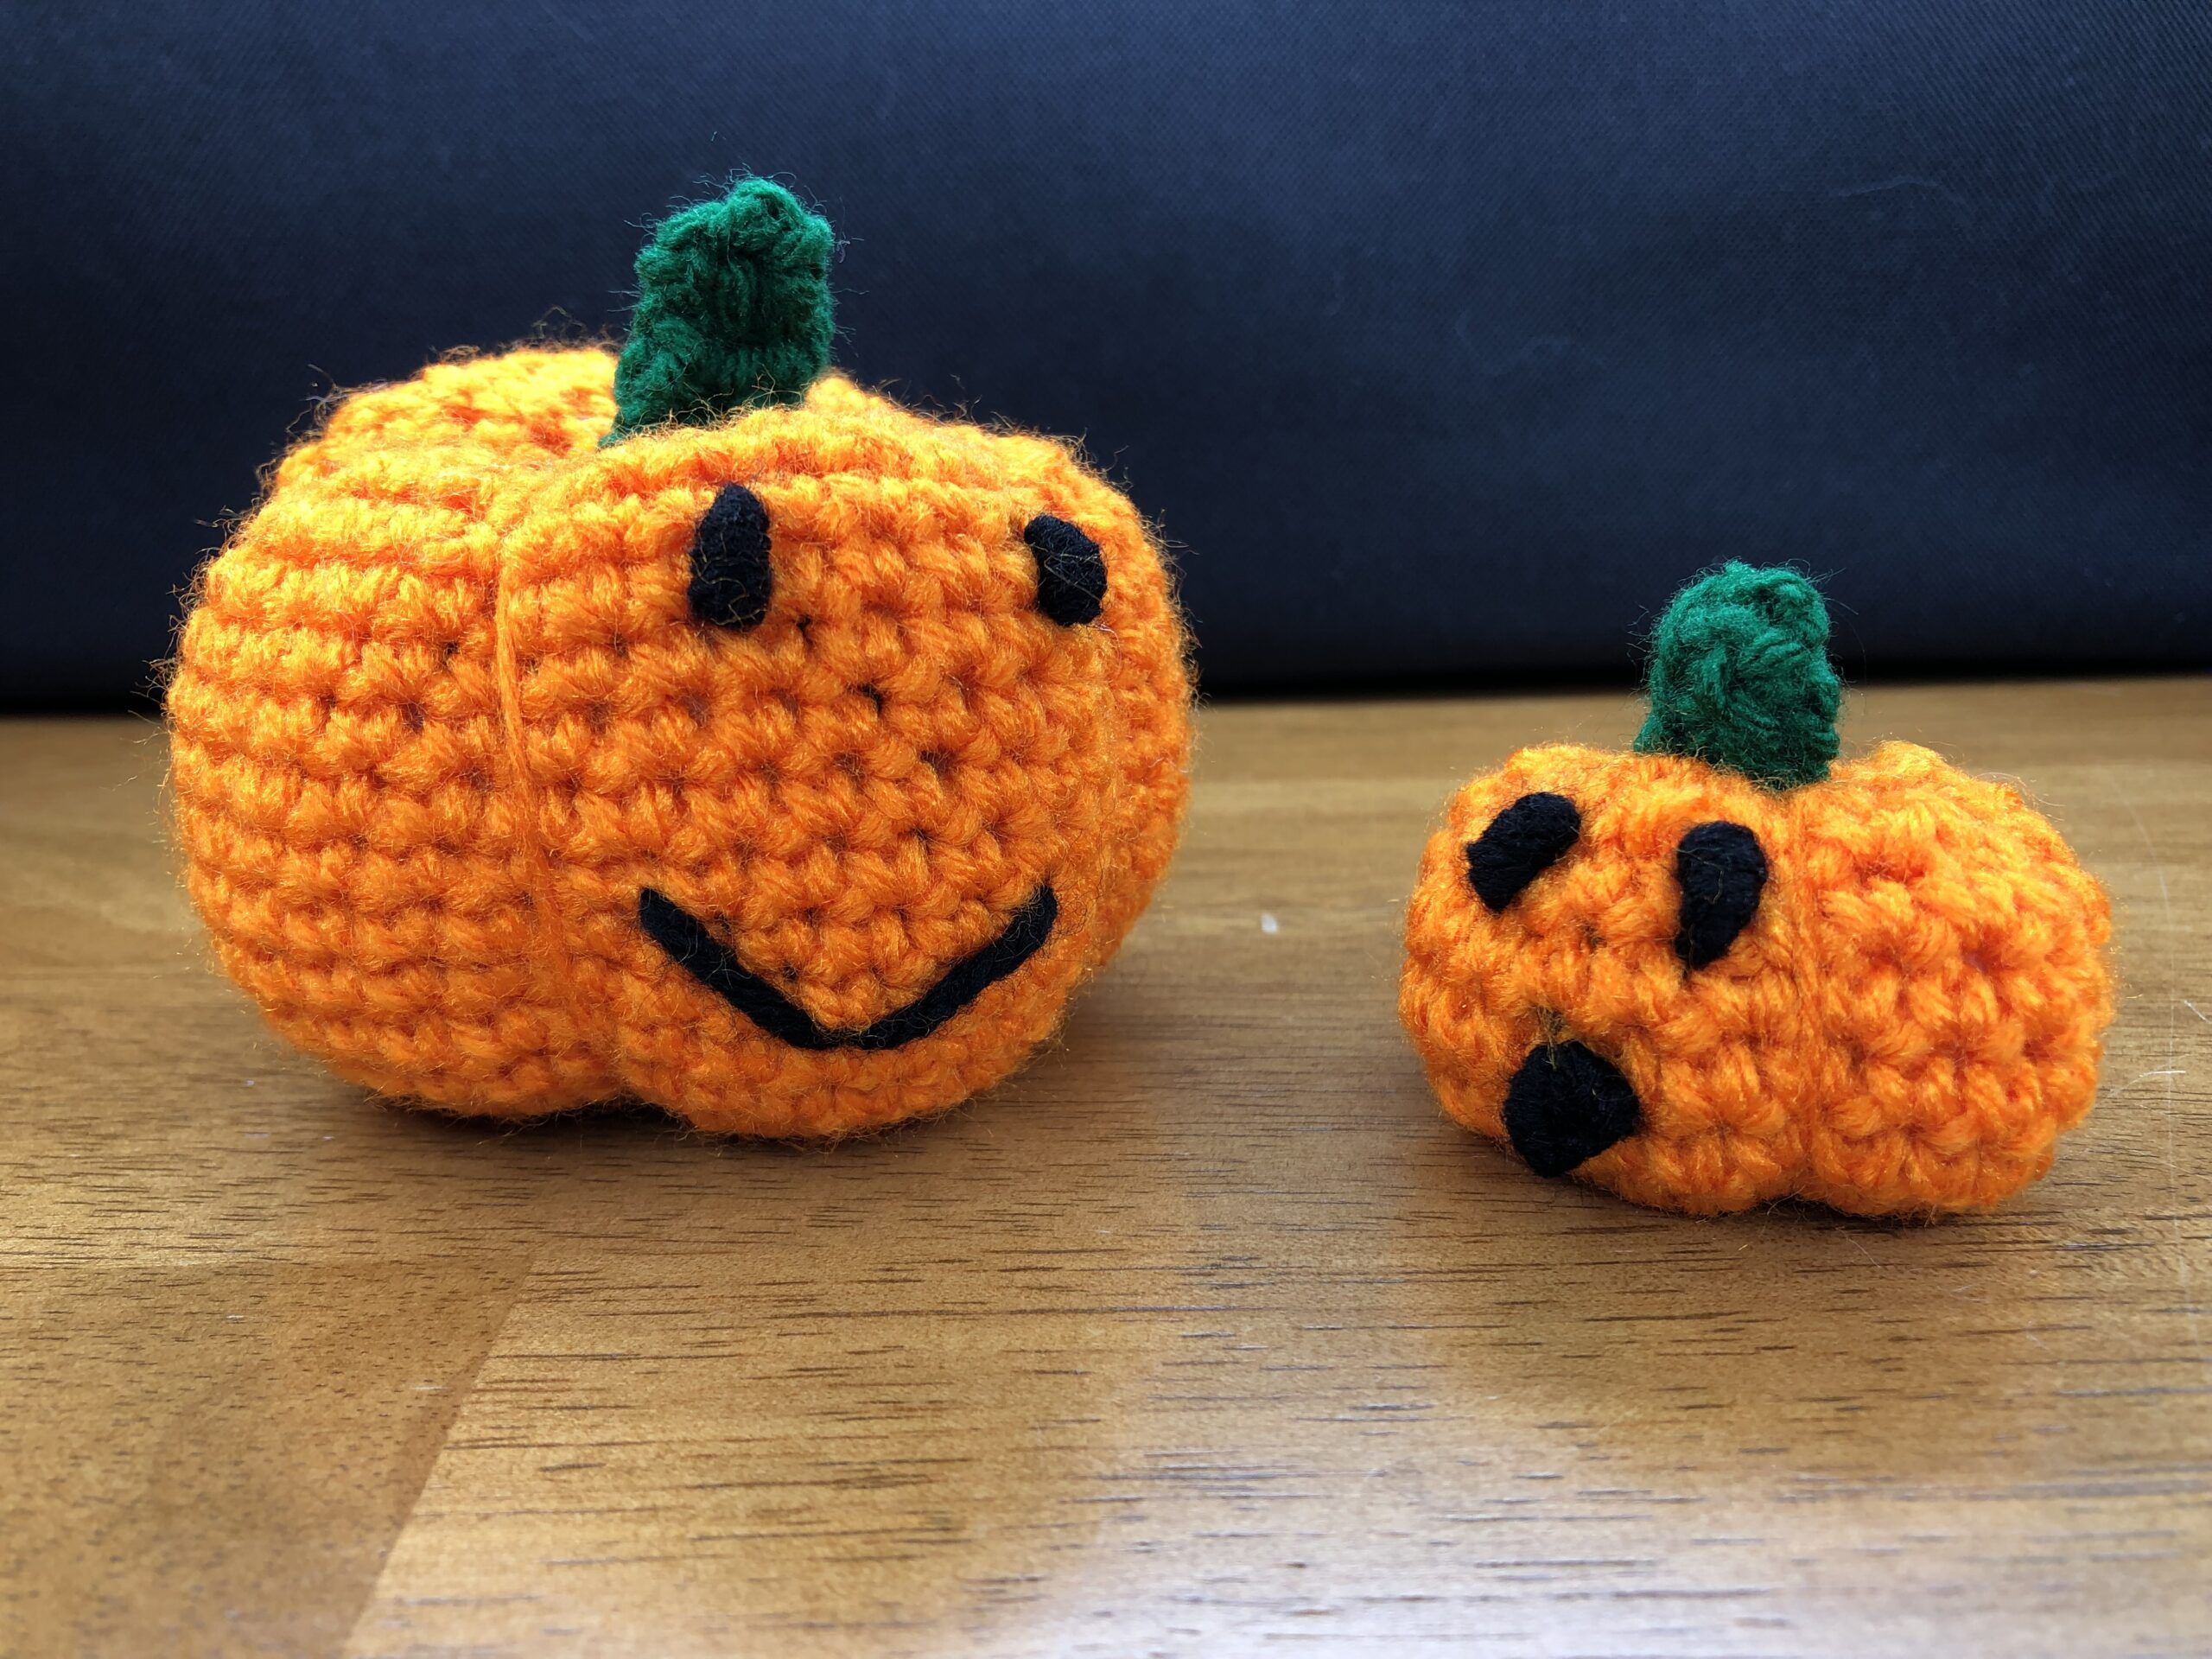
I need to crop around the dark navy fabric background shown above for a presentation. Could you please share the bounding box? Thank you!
[3,1,2207,703]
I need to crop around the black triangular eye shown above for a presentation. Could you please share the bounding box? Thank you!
[689,483,773,631]
[1675,820,1767,968]
[1023,514,1107,626]
[1466,791,1580,911]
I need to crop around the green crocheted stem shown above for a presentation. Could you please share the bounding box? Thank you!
[606,178,835,440]
[1632,563,1842,790]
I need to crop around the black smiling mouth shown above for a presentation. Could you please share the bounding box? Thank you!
[1502,1038,1643,1177]
[638,884,1058,1052]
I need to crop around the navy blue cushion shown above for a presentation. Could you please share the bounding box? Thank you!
[4,0,2206,703]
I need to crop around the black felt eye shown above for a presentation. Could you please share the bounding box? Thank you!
[1466,791,1580,912]
[1674,820,1768,969]
[688,483,774,631]
[1023,514,1107,626]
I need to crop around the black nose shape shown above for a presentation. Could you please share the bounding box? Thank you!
[1502,1040,1643,1178]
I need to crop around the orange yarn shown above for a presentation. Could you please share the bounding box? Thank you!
[1400,741,2113,1215]
[169,346,1191,1135]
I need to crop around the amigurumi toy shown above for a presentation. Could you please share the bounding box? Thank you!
[1400,563,2113,1216]
[168,178,1191,1136]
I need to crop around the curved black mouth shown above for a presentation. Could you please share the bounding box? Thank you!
[638,884,1058,1052]
[1502,1039,1643,1177]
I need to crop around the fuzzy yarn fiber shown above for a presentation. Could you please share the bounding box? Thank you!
[1401,741,2113,1215]
[168,347,1191,1135]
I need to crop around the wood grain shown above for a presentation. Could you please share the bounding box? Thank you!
[3,680,2207,1657]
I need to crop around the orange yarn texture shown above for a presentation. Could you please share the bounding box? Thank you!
[169,346,1191,1135]
[1401,741,2113,1215]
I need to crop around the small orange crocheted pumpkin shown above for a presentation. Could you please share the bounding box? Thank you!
[1400,565,2113,1216]
[169,180,1190,1136]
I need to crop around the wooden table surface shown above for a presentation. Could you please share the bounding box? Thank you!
[3,678,2208,1658]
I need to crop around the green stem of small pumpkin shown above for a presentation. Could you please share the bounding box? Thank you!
[604,177,836,442]
[1632,563,1842,790]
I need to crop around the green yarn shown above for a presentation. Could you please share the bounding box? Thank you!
[1633,563,1842,790]
[607,178,835,441]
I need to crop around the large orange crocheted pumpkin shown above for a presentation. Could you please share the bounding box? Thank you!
[1400,565,2113,1216]
[169,180,1190,1135]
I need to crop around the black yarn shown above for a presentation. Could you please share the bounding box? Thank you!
[1465,791,1581,911]
[1674,819,1767,969]
[1023,515,1108,626]
[1502,1040,1643,1177]
[688,483,775,631]
[639,885,1058,1051]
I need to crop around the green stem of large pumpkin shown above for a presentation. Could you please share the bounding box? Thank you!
[605,178,836,442]
[1632,563,1842,790]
